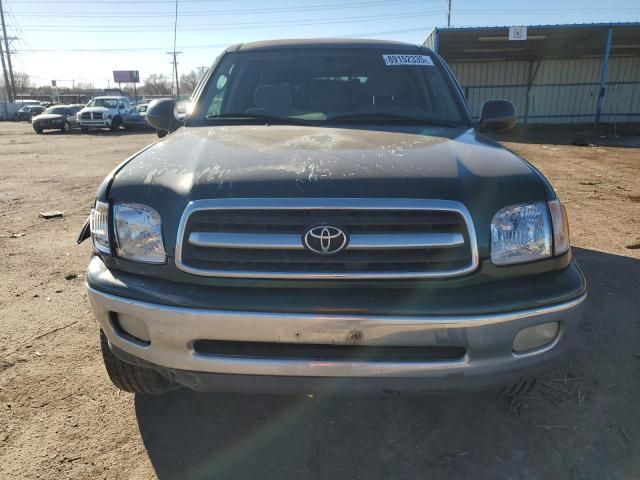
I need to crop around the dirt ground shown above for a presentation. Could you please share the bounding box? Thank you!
[1,121,639,480]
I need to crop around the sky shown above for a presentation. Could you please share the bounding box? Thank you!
[3,0,640,89]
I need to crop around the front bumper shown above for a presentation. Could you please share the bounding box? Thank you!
[80,119,112,127]
[88,265,586,393]
[34,121,65,129]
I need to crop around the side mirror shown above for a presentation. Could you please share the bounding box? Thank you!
[146,99,184,133]
[478,100,517,132]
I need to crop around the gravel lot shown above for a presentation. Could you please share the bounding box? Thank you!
[1,121,639,479]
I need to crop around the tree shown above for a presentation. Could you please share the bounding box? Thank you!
[143,73,171,96]
[179,70,203,96]
[13,72,31,94]
[76,81,94,90]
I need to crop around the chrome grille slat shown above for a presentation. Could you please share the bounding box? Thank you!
[185,247,471,264]
[188,232,464,251]
[175,198,479,279]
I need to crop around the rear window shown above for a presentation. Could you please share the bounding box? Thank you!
[198,49,465,125]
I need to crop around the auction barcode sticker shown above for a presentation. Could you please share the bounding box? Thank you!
[383,54,434,66]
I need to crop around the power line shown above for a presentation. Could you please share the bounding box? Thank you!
[10,1,442,17]
[12,5,640,18]
[16,0,232,3]
[10,10,446,33]
[11,0,433,16]
[14,27,435,54]
[12,26,435,54]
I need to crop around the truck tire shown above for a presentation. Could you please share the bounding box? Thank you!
[110,116,121,131]
[100,330,171,394]
[81,126,88,133]
[156,129,168,138]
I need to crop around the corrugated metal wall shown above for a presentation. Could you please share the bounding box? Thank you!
[448,57,640,124]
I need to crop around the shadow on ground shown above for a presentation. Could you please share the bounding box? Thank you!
[489,124,640,148]
[63,128,155,137]
[135,248,640,480]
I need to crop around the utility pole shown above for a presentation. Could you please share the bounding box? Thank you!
[166,51,182,99]
[447,0,451,27]
[0,0,16,101]
[0,21,10,102]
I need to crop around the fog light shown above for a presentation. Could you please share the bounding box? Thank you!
[513,322,559,353]
[114,313,151,343]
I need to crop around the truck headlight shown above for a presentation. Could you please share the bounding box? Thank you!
[90,200,111,254]
[491,203,551,265]
[113,202,166,264]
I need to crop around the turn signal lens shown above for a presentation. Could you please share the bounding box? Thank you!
[548,199,570,256]
[90,200,110,254]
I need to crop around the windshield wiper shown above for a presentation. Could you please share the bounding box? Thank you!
[327,113,459,128]
[205,113,311,126]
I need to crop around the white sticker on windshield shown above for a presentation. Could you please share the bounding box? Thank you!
[383,54,434,66]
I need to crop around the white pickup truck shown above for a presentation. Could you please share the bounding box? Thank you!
[78,96,133,132]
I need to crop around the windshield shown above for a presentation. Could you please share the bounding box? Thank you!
[88,98,119,108]
[45,107,68,115]
[199,49,466,126]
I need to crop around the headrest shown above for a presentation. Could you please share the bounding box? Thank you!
[366,73,403,97]
[254,85,292,112]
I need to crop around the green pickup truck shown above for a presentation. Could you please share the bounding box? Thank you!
[79,39,586,395]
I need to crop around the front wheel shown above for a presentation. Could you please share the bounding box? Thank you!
[110,116,121,131]
[100,330,172,394]
[80,126,89,133]
[61,122,71,133]
[156,129,168,138]
[33,126,43,134]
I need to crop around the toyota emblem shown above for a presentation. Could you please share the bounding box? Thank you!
[303,225,348,255]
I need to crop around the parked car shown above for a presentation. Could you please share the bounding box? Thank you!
[80,39,586,396]
[15,105,45,121]
[78,96,133,132]
[32,104,84,134]
[122,103,150,129]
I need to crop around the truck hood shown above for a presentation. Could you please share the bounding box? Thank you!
[33,113,64,122]
[81,107,110,114]
[108,125,553,254]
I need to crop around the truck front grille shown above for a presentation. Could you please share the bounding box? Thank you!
[82,112,103,120]
[175,198,478,279]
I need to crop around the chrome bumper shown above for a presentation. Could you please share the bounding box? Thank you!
[88,285,586,383]
[80,120,111,127]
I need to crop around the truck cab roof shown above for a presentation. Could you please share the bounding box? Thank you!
[229,38,427,53]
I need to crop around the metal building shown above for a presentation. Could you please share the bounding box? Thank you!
[424,23,640,124]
